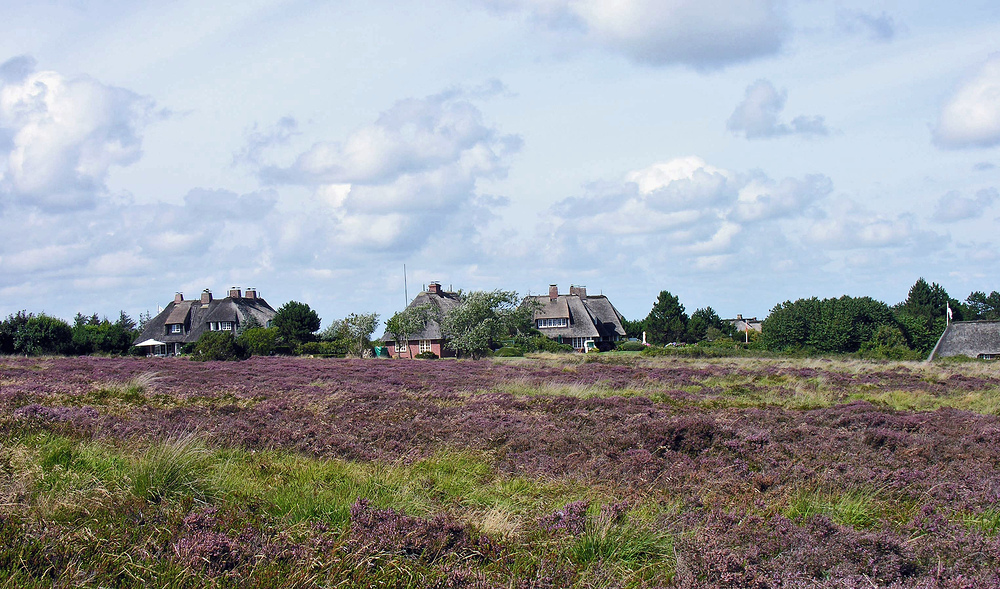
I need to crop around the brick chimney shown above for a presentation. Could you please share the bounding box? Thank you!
[549,284,559,301]
[201,289,213,304]
[228,286,242,299]
[569,285,587,298]
[245,288,257,300]
[428,282,442,295]
[174,292,184,303]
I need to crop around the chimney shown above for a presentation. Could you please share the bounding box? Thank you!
[737,314,743,321]
[174,292,184,303]
[428,282,442,295]
[569,285,587,298]
[245,288,257,300]
[549,284,559,301]
[201,289,213,304]
[228,286,242,299]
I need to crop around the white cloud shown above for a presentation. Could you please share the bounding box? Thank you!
[254,90,519,253]
[805,201,925,249]
[935,55,1000,149]
[727,80,829,139]
[0,56,159,210]
[544,156,833,273]
[486,0,790,69]
[933,187,998,222]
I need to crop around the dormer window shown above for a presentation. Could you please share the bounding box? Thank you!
[538,318,568,328]
[169,324,182,334]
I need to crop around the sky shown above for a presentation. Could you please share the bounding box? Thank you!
[2,0,1000,329]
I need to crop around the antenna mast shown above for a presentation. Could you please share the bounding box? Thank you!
[403,264,408,305]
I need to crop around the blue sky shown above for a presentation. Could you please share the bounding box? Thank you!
[2,0,1000,327]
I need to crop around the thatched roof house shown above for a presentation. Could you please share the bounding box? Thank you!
[382,282,461,358]
[133,287,276,356]
[928,320,1000,360]
[526,285,626,351]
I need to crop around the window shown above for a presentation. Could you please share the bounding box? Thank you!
[221,322,233,331]
[537,318,568,328]
[571,337,591,350]
[979,354,999,360]
[419,340,433,353]
[170,324,182,334]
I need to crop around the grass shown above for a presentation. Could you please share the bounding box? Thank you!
[0,430,683,587]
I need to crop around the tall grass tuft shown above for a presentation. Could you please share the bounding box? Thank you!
[130,434,213,503]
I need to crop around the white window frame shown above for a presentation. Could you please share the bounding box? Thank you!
[537,318,568,328]
[571,337,592,350]
[418,340,433,353]
[221,322,233,331]
[170,324,182,334]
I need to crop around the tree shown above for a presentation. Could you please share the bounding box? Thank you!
[762,295,897,354]
[340,312,380,357]
[441,290,534,359]
[644,291,689,345]
[190,331,249,361]
[238,327,280,356]
[0,311,32,354]
[385,305,434,359]
[235,314,262,337]
[965,291,1000,320]
[272,301,321,347]
[620,317,644,339]
[893,278,960,353]
[687,307,731,342]
[13,314,73,356]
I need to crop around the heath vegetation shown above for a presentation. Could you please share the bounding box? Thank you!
[1,354,999,587]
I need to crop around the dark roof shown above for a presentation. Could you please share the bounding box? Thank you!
[929,321,1000,360]
[581,296,627,339]
[526,293,625,340]
[382,289,461,343]
[133,294,277,346]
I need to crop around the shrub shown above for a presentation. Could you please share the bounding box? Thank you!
[494,346,523,357]
[415,351,439,359]
[130,435,214,503]
[190,331,249,361]
[529,336,574,353]
[297,341,347,358]
[238,326,280,356]
[616,341,646,352]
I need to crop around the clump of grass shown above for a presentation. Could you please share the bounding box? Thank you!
[130,433,213,503]
[785,489,881,529]
[962,506,1000,536]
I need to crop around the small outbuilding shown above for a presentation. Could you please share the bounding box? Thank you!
[928,320,1000,360]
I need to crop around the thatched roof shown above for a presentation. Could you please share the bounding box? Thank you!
[525,293,625,341]
[382,288,461,343]
[133,293,277,346]
[929,321,1000,360]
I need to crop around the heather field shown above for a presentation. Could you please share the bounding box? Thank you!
[2,355,1000,588]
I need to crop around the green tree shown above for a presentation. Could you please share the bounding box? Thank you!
[190,331,249,361]
[620,317,644,339]
[385,305,434,359]
[337,312,380,358]
[442,290,534,359]
[686,307,732,342]
[0,311,31,354]
[644,290,689,345]
[965,291,1000,320]
[762,295,898,354]
[13,314,74,356]
[238,327,280,356]
[893,278,960,353]
[272,301,321,347]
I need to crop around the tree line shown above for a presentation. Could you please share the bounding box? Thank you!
[3,278,996,359]
[626,278,997,359]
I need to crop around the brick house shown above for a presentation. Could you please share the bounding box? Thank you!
[382,282,460,358]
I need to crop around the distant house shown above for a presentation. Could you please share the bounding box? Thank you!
[526,285,626,352]
[133,287,277,356]
[928,321,1000,360]
[382,282,460,358]
[727,314,763,334]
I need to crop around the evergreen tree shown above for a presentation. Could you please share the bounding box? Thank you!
[644,290,689,345]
